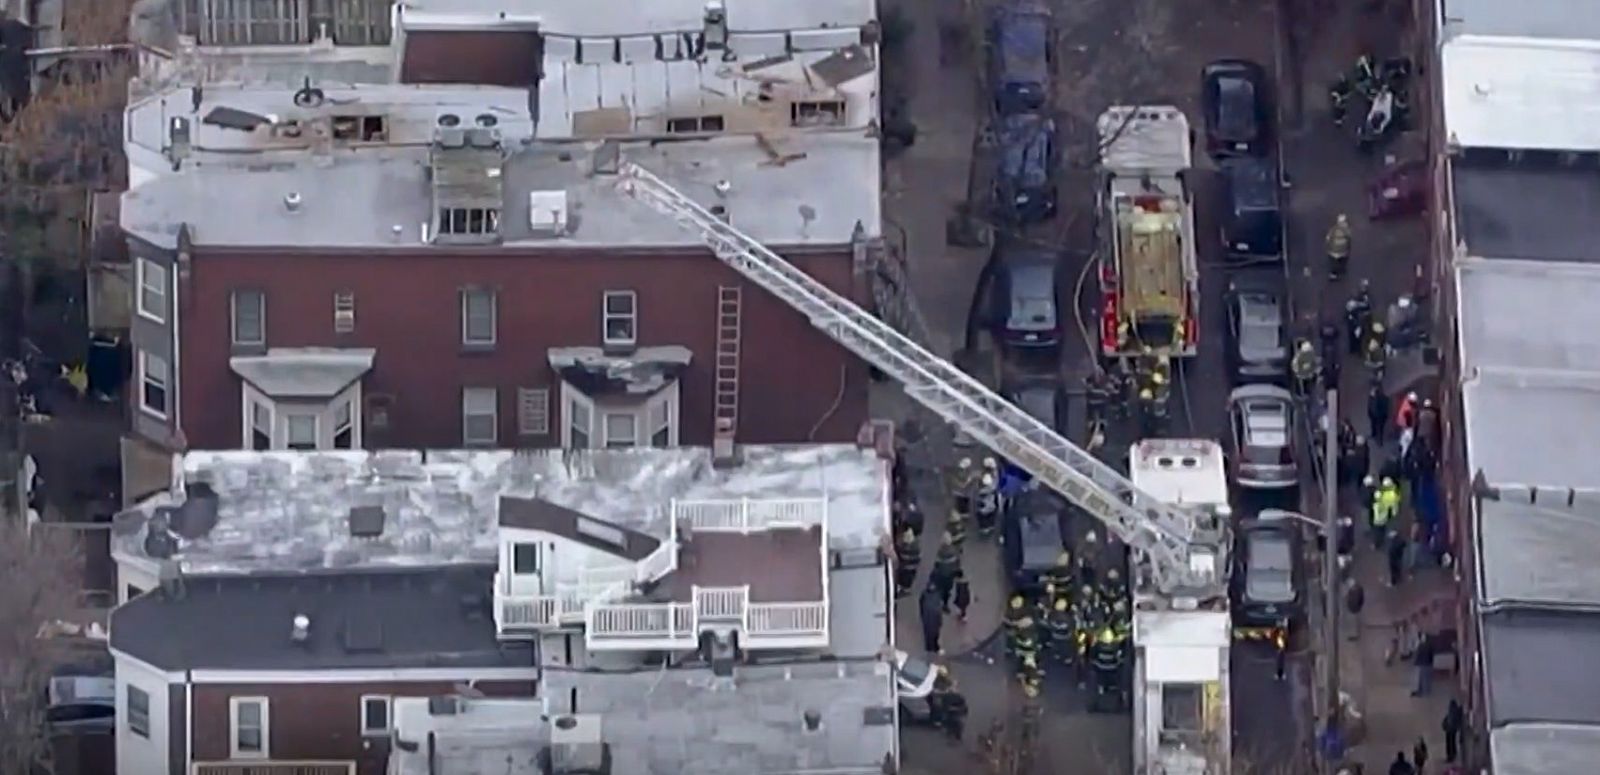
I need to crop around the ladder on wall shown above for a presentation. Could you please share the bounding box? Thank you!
[712,286,743,460]
[616,162,1218,595]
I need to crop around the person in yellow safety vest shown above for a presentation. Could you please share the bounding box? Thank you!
[1326,213,1352,279]
[1371,477,1401,549]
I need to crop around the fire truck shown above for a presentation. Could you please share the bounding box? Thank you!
[1097,106,1200,363]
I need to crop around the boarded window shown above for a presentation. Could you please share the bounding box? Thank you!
[517,388,550,436]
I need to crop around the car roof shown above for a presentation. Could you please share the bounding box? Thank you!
[1222,157,1279,206]
[1231,385,1292,444]
[1204,59,1265,79]
[1230,383,1293,403]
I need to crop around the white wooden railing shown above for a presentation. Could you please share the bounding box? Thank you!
[635,540,678,584]
[674,497,826,533]
[747,601,829,635]
[695,585,749,619]
[192,762,354,775]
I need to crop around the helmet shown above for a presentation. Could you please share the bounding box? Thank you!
[1382,477,1396,487]
[1055,598,1069,612]
[1044,583,1056,596]
[1084,531,1099,544]
[1372,322,1386,333]
[1336,213,1349,226]
[907,501,920,513]
[1151,372,1167,386]
[1142,345,1154,355]
[1106,568,1121,583]
[1299,341,1314,353]
[1139,388,1154,400]
[900,527,914,542]
[942,530,955,544]
[1010,596,1024,610]
[1024,684,1040,698]
[981,473,995,487]
[1363,475,1376,487]
[1355,435,1366,445]
[1359,279,1370,291]
[1398,296,1413,309]
[1423,398,1435,409]
[958,457,972,470]
[1057,551,1072,566]
[983,457,998,470]
[1406,391,1418,401]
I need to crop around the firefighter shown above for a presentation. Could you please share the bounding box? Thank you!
[893,526,919,597]
[1345,280,1373,355]
[1364,321,1388,373]
[1354,54,1378,96]
[1084,370,1112,422]
[947,503,969,550]
[1089,624,1127,708]
[1292,340,1320,394]
[946,457,976,516]
[1046,596,1076,664]
[1102,567,1128,606]
[1326,213,1352,279]
[930,533,962,603]
[1017,653,1045,699]
[1046,551,1074,592]
[973,473,999,538]
[1004,596,1030,654]
[1329,73,1353,126]
[1012,614,1042,669]
[901,500,924,538]
[1320,321,1342,389]
[1078,531,1100,587]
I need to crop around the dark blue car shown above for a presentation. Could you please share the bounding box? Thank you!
[994,113,1058,224]
[988,5,1054,115]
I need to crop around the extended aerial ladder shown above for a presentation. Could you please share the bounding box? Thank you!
[616,163,1224,600]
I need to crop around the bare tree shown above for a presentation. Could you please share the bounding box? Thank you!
[0,519,85,774]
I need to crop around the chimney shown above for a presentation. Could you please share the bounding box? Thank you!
[291,613,311,643]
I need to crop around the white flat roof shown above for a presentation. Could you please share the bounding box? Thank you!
[400,0,878,37]
[1442,35,1600,152]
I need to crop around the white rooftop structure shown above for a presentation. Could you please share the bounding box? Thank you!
[1128,439,1229,510]
[1441,35,1600,152]
[112,445,889,577]
[398,0,878,37]
[1437,0,1600,42]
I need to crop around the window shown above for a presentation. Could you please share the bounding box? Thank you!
[136,259,167,323]
[512,543,539,574]
[285,414,318,450]
[566,391,593,449]
[517,388,550,436]
[231,289,265,346]
[333,401,355,449]
[334,292,356,334]
[138,352,169,418]
[250,401,272,450]
[1160,684,1204,734]
[461,288,497,346]
[438,207,501,236]
[333,115,388,142]
[229,696,269,759]
[360,695,391,736]
[127,685,150,738]
[649,394,672,447]
[602,291,637,347]
[666,115,725,133]
[603,413,637,448]
[462,387,498,446]
[791,100,846,127]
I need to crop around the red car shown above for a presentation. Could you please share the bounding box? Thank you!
[1368,160,1428,220]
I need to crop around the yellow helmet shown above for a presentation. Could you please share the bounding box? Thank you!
[1044,583,1056,596]
[1010,595,1025,609]
[1054,598,1069,612]
[1024,683,1040,698]
[1151,372,1167,386]
[1139,388,1154,400]
[1057,551,1072,566]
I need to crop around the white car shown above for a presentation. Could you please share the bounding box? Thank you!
[894,650,938,699]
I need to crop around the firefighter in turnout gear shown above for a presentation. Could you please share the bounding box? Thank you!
[930,533,961,602]
[1329,73,1353,125]
[1084,370,1114,423]
[1011,614,1042,669]
[1004,596,1031,655]
[1046,596,1077,664]
[1292,340,1320,394]
[1364,322,1388,373]
[1078,531,1100,587]
[974,473,1000,538]
[893,526,919,597]
[946,457,977,516]
[1089,624,1129,710]
[947,502,969,550]
[1326,213,1352,279]
[1046,551,1075,592]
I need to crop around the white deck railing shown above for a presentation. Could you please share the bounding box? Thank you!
[746,601,829,635]
[192,762,354,775]
[674,497,826,533]
[635,540,678,584]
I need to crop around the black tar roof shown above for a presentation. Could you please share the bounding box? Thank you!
[111,565,534,672]
[1453,152,1600,263]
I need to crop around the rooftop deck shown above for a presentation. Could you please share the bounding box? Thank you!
[665,527,825,603]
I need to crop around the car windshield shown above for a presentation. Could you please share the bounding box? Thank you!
[1008,264,1057,329]
[1246,533,1295,603]
[1227,160,1277,210]
[999,14,1049,79]
[898,654,931,685]
[1002,127,1051,188]
[1218,76,1256,138]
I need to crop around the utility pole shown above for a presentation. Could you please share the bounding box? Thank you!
[1321,388,1342,767]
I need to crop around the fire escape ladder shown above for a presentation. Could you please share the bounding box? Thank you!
[713,285,743,459]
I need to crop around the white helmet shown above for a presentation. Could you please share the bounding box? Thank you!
[983,457,998,470]
[981,474,995,487]
[1084,530,1099,544]
[1299,341,1313,353]
[958,457,972,470]
[1398,296,1413,309]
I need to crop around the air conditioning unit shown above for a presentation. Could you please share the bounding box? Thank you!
[542,714,611,775]
[528,190,570,236]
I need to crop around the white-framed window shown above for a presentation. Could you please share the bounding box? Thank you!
[136,258,167,323]
[461,288,497,346]
[360,695,391,737]
[517,387,550,436]
[126,685,150,738]
[138,351,169,419]
[462,387,498,446]
[333,400,355,449]
[249,400,272,450]
[229,696,269,759]
[512,542,540,574]
[560,381,678,449]
[285,413,318,450]
[604,412,637,448]
[334,292,356,334]
[602,290,637,347]
[231,289,265,346]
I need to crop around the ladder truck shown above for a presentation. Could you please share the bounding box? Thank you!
[615,163,1232,775]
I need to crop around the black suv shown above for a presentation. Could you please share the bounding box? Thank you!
[1003,489,1069,591]
[1232,516,1303,629]
[994,114,1058,224]
[987,5,1054,115]
[1220,156,1282,258]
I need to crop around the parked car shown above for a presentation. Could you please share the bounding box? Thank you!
[993,114,1059,224]
[1002,489,1069,591]
[1225,384,1298,490]
[1224,284,1288,383]
[1220,156,1282,258]
[1003,375,1065,431]
[988,244,1062,350]
[1201,59,1270,157]
[987,4,1054,115]
[1232,513,1303,629]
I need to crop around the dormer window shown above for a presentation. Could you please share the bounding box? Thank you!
[791,100,846,128]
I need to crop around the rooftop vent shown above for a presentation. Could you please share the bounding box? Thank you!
[284,192,303,212]
[541,714,612,775]
[464,127,501,149]
[435,127,467,149]
[527,190,570,236]
[437,113,461,127]
[348,505,385,538]
[475,113,499,128]
[802,710,823,732]
[702,0,729,54]
[291,614,311,643]
[713,179,731,198]
[143,507,180,559]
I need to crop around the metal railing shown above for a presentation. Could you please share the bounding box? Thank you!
[192,761,354,775]
[747,601,829,635]
[674,497,826,533]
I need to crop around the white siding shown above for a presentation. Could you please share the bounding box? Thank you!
[115,653,174,775]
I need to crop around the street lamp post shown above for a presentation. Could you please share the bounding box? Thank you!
[1322,388,1343,768]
